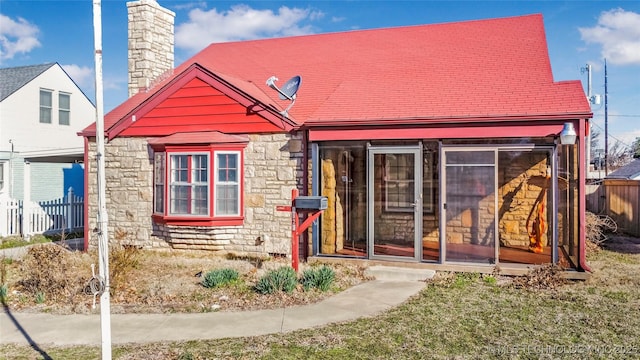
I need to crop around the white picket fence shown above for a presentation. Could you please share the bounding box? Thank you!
[0,187,84,238]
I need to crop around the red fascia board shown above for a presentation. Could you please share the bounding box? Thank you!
[303,112,592,128]
[309,122,578,141]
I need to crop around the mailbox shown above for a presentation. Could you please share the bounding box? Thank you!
[294,196,328,210]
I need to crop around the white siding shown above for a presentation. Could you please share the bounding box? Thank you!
[0,64,94,155]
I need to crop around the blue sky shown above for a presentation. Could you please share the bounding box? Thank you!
[1,0,639,149]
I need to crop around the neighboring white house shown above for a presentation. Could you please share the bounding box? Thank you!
[0,63,95,203]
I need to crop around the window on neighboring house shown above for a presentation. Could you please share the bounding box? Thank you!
[59,92,70,125]
[153,143,244,226]
[39,89,53,123]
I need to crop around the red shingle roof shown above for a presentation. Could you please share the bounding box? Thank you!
[84,14,591,136]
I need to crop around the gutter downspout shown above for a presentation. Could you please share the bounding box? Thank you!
[578,118,591,272]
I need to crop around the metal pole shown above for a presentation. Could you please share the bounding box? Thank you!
[291,188,299,272]
[92,1,112,358]
[604,59,608,175]
[585,64,592,176]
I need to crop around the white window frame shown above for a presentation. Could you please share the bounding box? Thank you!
[39,89,53,124]
[168,152,210,217]
[153,152,165,214]
[214,151,241,217]
[59,92,71,125]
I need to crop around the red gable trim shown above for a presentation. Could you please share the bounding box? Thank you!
[104,64,295,140]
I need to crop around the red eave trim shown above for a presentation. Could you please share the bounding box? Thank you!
[309,123,572,141]
[303,113,592,129]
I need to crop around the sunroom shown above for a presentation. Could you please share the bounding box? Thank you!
[307,121,588,273]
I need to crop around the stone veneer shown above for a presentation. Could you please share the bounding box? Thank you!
[127,0,175,97]
[87,133,304,257]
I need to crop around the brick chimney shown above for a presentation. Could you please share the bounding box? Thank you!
[127,0,175,97]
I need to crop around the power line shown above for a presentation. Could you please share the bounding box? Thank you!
[590,121,633,148]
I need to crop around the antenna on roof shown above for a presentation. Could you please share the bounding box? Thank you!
[266,75,301,117]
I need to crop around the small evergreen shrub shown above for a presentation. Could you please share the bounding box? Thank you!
[202,268,239,289]
[0,284,7,301]
[300,265,335,292]
[254,266,297,294]
[35,291,46,304]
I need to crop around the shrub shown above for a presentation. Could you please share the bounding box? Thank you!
[35,291,46,304]
[255,266,297,294]
[18,244,80,301]
[109,245,142,294]
[300,265,335,292]
[202,268,239,289]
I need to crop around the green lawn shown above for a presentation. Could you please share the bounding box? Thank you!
[2,241,639,360]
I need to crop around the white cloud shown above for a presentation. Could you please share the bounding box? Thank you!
[579,8,640,66]
[0,14,41,61]
[175,5,318,53]
[172,1,207,11]
[62,64,93,89]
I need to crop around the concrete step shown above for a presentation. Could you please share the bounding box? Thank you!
[364,265,436,282]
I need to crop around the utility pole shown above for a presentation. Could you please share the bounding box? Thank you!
[581,63,601,177]
[92,0,112,358]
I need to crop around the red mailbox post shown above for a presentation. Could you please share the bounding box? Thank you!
[276,189,325,272]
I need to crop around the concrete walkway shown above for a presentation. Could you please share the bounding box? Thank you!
[1,268,433,346]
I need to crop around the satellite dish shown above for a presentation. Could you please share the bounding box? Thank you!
[265,75,302,116]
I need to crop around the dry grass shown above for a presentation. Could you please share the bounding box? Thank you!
[1,244,369,315]
[3,236,640,359]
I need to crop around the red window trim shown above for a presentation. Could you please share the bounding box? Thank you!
[151,142,246,227]
[152,214,244,227]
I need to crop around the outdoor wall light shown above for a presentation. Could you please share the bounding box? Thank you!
[559,122,577,145]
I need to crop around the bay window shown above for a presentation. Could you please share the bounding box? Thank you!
[152,141,245,226]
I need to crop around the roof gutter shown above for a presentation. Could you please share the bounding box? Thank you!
[301,112,593,128]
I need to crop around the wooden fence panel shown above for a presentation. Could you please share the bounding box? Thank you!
[604,180,640,237]
[586,184,605,214]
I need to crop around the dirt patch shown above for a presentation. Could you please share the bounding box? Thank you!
[1,244,370,315]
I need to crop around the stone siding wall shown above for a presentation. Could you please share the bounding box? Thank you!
[498,152,550,247]
[87,133,304,256]
[127,0,175,97]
